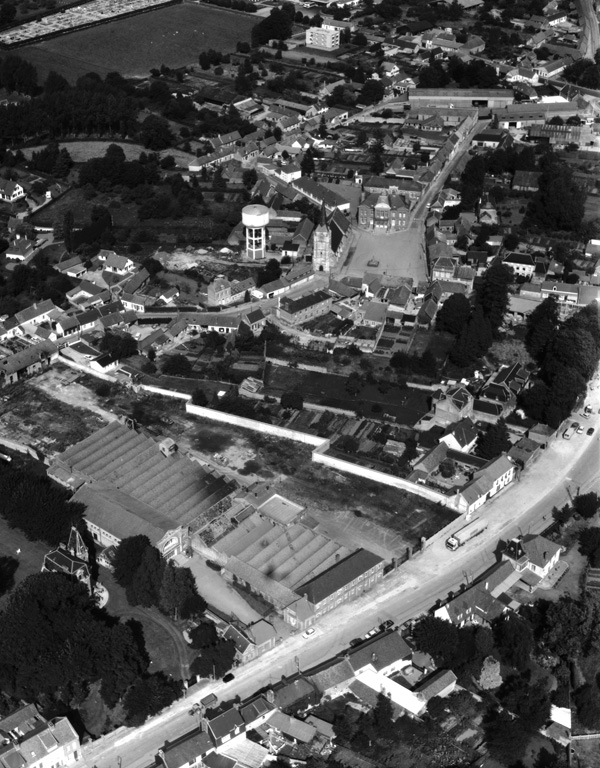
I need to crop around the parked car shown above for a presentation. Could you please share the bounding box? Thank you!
[302,628,316,639]
[364,627,379,639]
[587,428,595,436]
[379,619,394,631]
[577,424,584,434]
[223,673,235,683]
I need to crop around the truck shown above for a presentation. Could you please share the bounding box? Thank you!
[446,518,488,551]
[563,424,577,440]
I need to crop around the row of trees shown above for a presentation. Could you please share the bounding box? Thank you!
[520,300,600,427]
[113,535,206,620]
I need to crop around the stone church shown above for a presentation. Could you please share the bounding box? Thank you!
[312,204,352,272]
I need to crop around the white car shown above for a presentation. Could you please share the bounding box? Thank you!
[302,628,316,639]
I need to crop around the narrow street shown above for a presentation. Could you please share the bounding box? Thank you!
[576,0,600,59]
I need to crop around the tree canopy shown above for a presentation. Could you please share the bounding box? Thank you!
[0,573,146,706]
[527,154,586,232]
[113,536,206,620]
[0,464,85,546]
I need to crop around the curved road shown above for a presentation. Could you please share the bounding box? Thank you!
[79,384,600,768]
[576,0,600,59]
[111,606,191,681]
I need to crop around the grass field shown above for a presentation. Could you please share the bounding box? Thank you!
[18,3,257,81]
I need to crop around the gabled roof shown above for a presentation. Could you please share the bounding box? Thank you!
[208,708,244,740]
[520,534,561,568]
[347,631,411,673]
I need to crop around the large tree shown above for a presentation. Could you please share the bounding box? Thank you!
[525,296,560,363]
[476,419,511,460]
[493,614,533,670]
[527,155,586,232]
[0,573,146,705]
[123,672,182,726]
[478,262,513,335]
[435,293,471,336]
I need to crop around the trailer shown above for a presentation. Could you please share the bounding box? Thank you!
[446,518,488,551]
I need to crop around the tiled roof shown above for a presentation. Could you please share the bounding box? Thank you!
[296,550,383,606]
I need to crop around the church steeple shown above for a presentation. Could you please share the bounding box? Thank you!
[317,201,328,229]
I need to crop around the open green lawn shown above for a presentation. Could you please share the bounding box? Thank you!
[18,4,258,81]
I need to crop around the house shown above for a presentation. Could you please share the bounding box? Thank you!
[0,707,80,768]
[42,544,92,594]
[457,455,516,516]
[208,709,245,747]
[502,534,561,591]
[98,250,134,275]
[434,586,508,626]
[5,237,36,261]
[508,436,541,468]
[540,281,578,316]
[547,10,567,24]
[480,363,529,403]
[55,256,86,278]
[439,418,479,453]
[347,631,412,677]
[0,340,58,386]
[431,386,474,426]
[0,177,25,202]
[512,170,541,192]
[471,129,507,149]
[503,252,536,278]
[277,290,332,327]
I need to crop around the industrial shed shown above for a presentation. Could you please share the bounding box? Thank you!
[49,421,237,557]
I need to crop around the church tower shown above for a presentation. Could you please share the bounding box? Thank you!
[312,203,334,272]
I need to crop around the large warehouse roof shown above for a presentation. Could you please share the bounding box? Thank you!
[51,421,236,535]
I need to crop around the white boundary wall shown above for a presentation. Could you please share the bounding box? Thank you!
[186,402,461,513]
[186,403,325,446]
[312,446,452,506]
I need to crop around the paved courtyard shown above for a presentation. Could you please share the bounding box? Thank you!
[335,223,428,283]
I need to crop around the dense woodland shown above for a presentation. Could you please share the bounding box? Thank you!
[0,573,182,725]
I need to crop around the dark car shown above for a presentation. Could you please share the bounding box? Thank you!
[223,673,235,683]
[379,619,394,631]
[587,427,595,436]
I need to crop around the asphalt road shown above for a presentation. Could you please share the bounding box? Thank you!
[576,0,600,59]
[79,385,600,768]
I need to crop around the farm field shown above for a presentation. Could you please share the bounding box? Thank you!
[18,3,257,81]
[22,140,195,167]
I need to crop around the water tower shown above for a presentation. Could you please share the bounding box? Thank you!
[242,204,270,260]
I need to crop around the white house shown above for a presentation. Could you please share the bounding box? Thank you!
[503,252,536,278]
[0,178,25,202]
[98,250,134,275]
[502,534,561,591]
[0,707,80,768]
[458,455,516,516]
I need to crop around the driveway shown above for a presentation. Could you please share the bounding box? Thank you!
[174,554,262,626]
